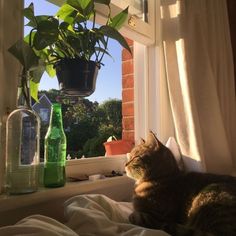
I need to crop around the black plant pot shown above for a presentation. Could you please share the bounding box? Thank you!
[55,58,100,97]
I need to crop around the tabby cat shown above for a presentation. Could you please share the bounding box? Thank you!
[125,131,236,236]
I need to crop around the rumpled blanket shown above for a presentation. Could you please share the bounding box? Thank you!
[0,194,170,236]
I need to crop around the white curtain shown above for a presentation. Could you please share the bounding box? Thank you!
[0,0,23,192]
[161,0,236,174]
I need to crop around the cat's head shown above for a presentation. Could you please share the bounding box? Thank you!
[125,131,180,182]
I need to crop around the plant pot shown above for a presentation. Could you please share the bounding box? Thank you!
[103,140,134,156]
[55,58,100,97]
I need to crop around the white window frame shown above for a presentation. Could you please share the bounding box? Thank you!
[48,0,155,45]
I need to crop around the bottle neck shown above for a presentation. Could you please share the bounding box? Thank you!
[17,87,28,108]
[17,72,32,109]
[49,104,64,129]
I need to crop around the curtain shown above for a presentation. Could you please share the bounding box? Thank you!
[161,0,236,174]
[0,0,23,192]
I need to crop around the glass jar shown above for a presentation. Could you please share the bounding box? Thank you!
[5,82,40,194]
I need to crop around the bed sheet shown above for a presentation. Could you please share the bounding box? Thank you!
[0,194,170,236]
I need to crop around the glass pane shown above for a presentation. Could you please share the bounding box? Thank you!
[112,0,148,22]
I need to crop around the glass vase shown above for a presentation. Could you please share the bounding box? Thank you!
[5,85,40,194]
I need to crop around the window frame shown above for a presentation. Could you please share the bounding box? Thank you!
[47,0,156,45]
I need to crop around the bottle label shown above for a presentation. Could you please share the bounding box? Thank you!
[20,117,37,165]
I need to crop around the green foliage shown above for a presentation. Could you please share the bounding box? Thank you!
[98,99,122,128]
[66,120,99,153]
[38,89,61,103]
[8,0,131,104]
[38,89,122,159]
[83,135,107,157]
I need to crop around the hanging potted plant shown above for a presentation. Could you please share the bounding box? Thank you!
[11,0,131,98]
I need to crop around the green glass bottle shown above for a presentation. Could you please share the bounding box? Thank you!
[44,103,66,187]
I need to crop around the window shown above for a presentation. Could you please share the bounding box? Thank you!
[0,0,175,191]
[24,0,123,160]
[39,108,50,123]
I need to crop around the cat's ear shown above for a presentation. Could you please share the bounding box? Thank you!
[147,131,162,148]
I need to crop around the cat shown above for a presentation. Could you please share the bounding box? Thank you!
[125,131,236,236]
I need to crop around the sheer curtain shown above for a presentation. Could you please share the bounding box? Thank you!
[0,0,23,192]
[161,0,236,174]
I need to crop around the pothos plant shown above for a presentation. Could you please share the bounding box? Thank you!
[9,0,131,103]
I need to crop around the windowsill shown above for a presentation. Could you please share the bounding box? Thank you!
[1,155,130,212]
[65,154,127,177]
[0,175,134,226]
[0,175,133,211]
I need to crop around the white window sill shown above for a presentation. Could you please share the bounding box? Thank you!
[0,175,134,227]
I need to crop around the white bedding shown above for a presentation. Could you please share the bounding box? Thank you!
[0,194,170,236]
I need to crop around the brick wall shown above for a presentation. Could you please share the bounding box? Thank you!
[122,39,134,142]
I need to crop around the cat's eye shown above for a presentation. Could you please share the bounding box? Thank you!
[125,155,141,166]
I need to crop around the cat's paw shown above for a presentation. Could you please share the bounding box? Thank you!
[129,211,155,228]
[129,211,144,226]
[129,211,170,231]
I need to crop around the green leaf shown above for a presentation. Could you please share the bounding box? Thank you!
[67,0,82,9]
[23,3,37,27]
[74,12,87,24]
[99,26,131,54]
[56,3,75,20]
[46,64,56,77]
[83,1,94,16]
[29,80,39,102]
[64,15,76,25]
[29,64,45,83]
[8,39,39,70]
[59,22,70,30]
[33,32,49,50]
[95,47,113,60]
[94,0,110,5]
[33,18,59,50]
[67,0,94,17]
[76,0,91,10]
[109,7,128,30]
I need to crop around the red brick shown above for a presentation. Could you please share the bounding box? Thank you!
[122,102,134,116]
[125,38,134,46]
[122,75,134,89]
[122,89,134,103]
[122,131,135,142]
[122,38,135,141]
[122,60,133,75]
[122,46,133,61]
[122,117,134,130]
